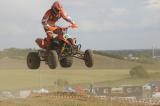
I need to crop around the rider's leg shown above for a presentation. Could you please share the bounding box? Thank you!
[67,37,77,46]
[53,27,63,35]
[36,27,58,49]
[56,28,76,45]
[46,31,58,44]
[67,38,75,45]
[53,28,75,45]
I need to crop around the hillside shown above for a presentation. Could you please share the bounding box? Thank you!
[0,53,160,70]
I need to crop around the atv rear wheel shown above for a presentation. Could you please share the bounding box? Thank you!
[60,57,73,68]
[47,50,59,69]
[84,49,94,68]
[27,52,40,69]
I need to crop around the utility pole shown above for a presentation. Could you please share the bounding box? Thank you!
[152,46,155,58]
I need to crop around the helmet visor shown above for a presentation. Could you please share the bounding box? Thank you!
[51,7,60,15]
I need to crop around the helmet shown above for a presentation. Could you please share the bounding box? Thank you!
[51,1,62,15]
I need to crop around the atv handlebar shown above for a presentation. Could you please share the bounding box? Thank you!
[63,25,72,30]
[62,25,72,34]
[62,24,78,34]
[62,24,78,30]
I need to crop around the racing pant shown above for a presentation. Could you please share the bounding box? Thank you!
[35,27,63,49]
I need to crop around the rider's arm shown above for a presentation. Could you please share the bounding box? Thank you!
[61,9,74,25]
[61,9,78,29]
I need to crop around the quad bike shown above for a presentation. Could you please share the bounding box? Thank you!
[27,26,94,69]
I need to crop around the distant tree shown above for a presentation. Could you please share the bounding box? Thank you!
[55,79,69,87]
[93,50,124,60]
[2,48,36,59]
[130,66,149,78]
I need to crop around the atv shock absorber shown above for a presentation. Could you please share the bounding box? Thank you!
[61,43,66,54]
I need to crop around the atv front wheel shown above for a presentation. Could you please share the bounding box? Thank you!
[84,49,94,68]
[27,52,40,69]
[60,57,73,68]
[47,50,59,69]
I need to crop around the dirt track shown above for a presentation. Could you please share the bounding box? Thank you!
[0,94,109,106]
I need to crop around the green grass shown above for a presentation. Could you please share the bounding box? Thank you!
[0,69,160,91]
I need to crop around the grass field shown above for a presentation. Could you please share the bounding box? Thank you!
[0,69,126,91]
[0,69,160,91]
[0,54,160,91]
[0,54,160,106]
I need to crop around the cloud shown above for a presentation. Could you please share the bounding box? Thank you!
[110,8,128,16]
[102,20,129,31]
[78,20,98,32]
[145,0,160,9]
[78,19,129,32]
[62,0,86,7]
[0,23,25,36]
[0,0,160,49]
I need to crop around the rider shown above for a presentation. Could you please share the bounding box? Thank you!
[36,1,78,49]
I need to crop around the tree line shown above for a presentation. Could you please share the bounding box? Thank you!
[0,48,36,59]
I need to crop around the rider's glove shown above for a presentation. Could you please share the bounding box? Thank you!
[71,22,78,29]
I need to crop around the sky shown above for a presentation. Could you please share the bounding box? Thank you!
[0,0,160,50]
